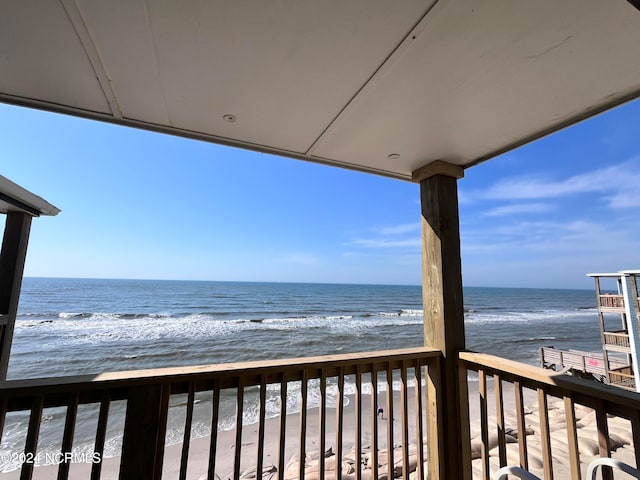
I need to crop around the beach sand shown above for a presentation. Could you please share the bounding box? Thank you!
[2,382,636,479]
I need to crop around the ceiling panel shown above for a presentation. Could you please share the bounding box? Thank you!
[1,0,640,180]
[310,0,640,177]
[0,1,111,114]
[82,0,432,153]
[77,0,171,124]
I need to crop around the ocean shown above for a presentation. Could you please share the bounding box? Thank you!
[1,277,604,470]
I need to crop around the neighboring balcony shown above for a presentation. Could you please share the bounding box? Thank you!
[603,331,631,351]
[597,295,625,313]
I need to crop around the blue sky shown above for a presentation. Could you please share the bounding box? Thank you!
[1,99,640,289]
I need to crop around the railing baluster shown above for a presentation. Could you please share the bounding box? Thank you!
[494,374,506,467]
[428,355,445,480]
[458,360,472,480]
[0,396,7,444]
[414,359,424,480]
[400,361,409,480]
[537,389,553,480]
[371,367,379,480]
[336,367,344,480]
[20,396,44,480]
[234,378,245,479]
[594,398,613,480]
[154,385,171,480]
[479,369,490,480]
[355,365,362,480]
[298,371,308,480]
[386,362,394,480]
[319,370,326,480]
[278,374,287,480]
[93,398,113,480]
[179,382,195,480]
[631,409,640,469]
[208,379,221,480]
[564,395,581,479]
[514,381,528,471]
[57,392,79,480]
[257,374,267,480]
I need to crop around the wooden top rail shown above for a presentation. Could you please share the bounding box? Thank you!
[604,330,629,336]
[0,347,441,411]
[459,351,640,417]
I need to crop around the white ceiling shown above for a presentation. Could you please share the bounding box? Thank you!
[2,0,640,181]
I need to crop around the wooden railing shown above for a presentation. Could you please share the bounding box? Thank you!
[460,351,640,480]
[598,294,625,311]
[540,348,608,378]
[603,331,631,349]
[0,347,440,480]
[609,369,636,390]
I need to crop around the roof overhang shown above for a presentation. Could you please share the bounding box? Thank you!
[2,1,640,181]
[0,176,60,217]
[589,271,640,277]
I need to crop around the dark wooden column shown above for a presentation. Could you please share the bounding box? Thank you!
[119,384,170,479]
[413,161,470,480]
[0,212,32,380]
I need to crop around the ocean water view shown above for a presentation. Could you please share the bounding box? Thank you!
[11,278,602,379]
[1,277,604,471]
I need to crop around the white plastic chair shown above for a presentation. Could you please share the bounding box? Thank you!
[494,465,541,480]
[586,458,640,479]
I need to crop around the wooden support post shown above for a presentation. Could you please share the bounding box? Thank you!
[419,170,470,480]
[621,274,640,392]
[119,384,170,480]
[593,277,612,383]
[0,212,32,380]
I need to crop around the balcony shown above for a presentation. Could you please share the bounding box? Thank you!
[3,4,640,475]
[462,352,640,479]
[603,331,631,350]
[597,295,626,314]
[0,348,437,480]
[1,348,639,479]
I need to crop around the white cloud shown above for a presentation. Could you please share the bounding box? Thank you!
[608,192,640,208]
[374,223,420,235]
[462,218,640,259]
[483,203,553,217]
[457,190,472,205]
[475,158,640,209]
[352,238,421,248]
[349,222,421,250]
[483,170,605,200]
